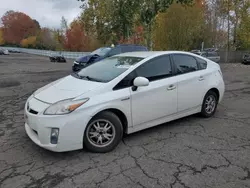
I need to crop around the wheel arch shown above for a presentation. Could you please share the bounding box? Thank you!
[89,108,129,134]
[207,88,220,100]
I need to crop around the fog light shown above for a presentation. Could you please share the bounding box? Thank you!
[51,128,59,144]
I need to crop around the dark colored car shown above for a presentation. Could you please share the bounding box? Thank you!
[72,44,148,72]
[242,54,250,64]
[49,52,66,63]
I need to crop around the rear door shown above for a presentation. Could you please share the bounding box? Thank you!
[171,54,206,112]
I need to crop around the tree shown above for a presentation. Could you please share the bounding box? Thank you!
[79,0,116,45]
[64,20,90,51]
[237,1,250,50]
[54,29,65,50]
[119,25,144,44]
[1,11,38,45]
[78,0,193,48]
[33,19,41,31]
[36,28,57,50]
[21,36,36,48]
[139,0,193,49]
[111,0,141,40]
[153,3,204,50]
[0,28,4,45]
[61,16,68,33]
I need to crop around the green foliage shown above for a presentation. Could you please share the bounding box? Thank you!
[79,0,193,48]
[237,1,250,50]
[61,16,68,32]
[0,28,4,45]
[153,3,204,50]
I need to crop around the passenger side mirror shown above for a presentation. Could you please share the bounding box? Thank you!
[132,77,149,91]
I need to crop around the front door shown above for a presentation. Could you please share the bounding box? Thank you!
[131,55,178,126]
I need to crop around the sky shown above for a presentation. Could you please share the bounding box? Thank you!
[0,0,83,28]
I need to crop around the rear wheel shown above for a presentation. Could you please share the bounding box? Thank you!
[200,90,218,118]
[83,111,123,153]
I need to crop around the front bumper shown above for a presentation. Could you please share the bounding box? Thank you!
[24,96,90,152]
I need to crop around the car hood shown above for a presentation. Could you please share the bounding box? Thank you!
[34,75,103,104]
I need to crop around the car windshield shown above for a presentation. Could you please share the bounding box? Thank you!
[90,47,112,56]
[75,56,144,83]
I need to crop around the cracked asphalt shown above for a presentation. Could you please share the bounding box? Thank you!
[1,53,250,188]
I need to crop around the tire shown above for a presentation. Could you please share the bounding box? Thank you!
[200,90,218,118]
[83,111,123,153]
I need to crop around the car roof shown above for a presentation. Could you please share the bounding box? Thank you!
[115,51,195,58]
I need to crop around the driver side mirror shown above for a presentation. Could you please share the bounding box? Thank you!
[132,77,149,91]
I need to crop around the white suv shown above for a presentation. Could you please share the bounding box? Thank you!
[24,51,225,153]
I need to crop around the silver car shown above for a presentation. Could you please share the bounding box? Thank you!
[193,51,220,63]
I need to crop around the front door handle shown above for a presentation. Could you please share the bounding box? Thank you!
[199,76,205,81]
[167,84,176,90]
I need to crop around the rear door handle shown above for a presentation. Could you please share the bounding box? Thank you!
[167,84,176,90]
[199,76,205,81]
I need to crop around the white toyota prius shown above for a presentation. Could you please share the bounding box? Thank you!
[24,51,225,153]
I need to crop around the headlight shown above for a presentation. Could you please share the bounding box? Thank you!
[44,98,89,115]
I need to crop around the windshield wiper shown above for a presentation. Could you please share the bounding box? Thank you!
[71,72,80,78]
[71,72,104,82]
[79,75,104,83]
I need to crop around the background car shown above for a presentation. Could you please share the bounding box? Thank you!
[0,49,4,55]
[25,51,225,153]
[201,51,220,63]
[9,48,21,53]
[203,48,219,52]
[192,51,220,63]
[0,48,9,55]
[49,52,66,63]
[72,44,148,72]
[242,53,250,64]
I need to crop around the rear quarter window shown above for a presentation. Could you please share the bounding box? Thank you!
[196,57,207,70]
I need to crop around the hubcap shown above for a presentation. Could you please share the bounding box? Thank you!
[205,95,216,114]
[86,119,115,148]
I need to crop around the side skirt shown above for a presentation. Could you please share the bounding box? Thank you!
[127,106,201,134]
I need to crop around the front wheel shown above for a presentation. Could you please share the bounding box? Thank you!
[200,90,218,118]
[83,111,123,153]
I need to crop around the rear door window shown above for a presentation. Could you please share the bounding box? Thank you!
[172,54,199,74]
